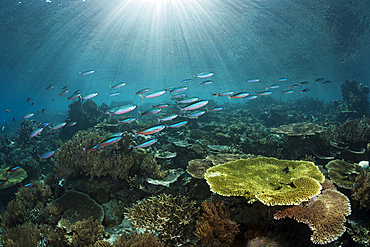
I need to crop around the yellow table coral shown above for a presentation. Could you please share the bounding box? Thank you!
[0,167,27,189]
[204,157,324,206]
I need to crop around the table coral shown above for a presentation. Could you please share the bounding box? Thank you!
[274,189,351,245]
[204,157,324,206]
[195,201,239,246]
[351,170,370,210]
[326,159,359,189]
[270,122,324,136]
[54,129,135,180]
[124,193,199,244]
[0,166,27,189]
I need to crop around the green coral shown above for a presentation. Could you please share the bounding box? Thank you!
[0,167,27,189]
[204,157,324,206]
[326,159,359,189]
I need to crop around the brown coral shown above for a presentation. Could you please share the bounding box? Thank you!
[352,170,370,210]
[124,194,199,244]
[70,216,105,246]
[2,222,41,247]
[54,129,135,180]
[326,159,359,189]
[195,201,240,246]
[274,189,351,245]
[113,232,164,247]
[271,122,324,136]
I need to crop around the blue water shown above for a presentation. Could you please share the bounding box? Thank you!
[0,0,369,131]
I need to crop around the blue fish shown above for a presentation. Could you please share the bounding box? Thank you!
[131,138,158,150]
[167,120,188,128]
[322,80,331,84]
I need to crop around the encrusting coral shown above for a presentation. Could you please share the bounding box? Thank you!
[351,170,370,210]
[274,189,351,245]
[204,157,324,206]
[124,193,199,244]
[54,129,135,180]
[195,201,239,246]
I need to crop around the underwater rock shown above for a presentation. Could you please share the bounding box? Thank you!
[146,168,184,187]
[204,157,324,206]
[326,159,359,189]
[57,190,104,231]
[154,150,177,159]
[271,122,324,136]
[0,166,27,189]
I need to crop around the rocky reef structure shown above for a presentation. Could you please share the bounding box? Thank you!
[124,193,199,245]
[54,129,135,180]
[351,170,370,210]
[271,122,325,136]
[195,201,239,246]
[204,157,324,206]
[340,79,369,118]
[274,188,351,245]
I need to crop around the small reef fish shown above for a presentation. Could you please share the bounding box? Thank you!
[256,91,273,96]
[82,92,99,100]
[45,84,54,90]
[282,89,296,94]
[7,166,21,172]
[22,113,34,119]
[38,150,55,161]
[179,78,194,84]
[29,128,43,139]
[244,95,258,100]
[315,78,325,82]
[211,91,234,97]
[199,80,213,86]
[301,88,310,93]
[229,92,250,99]
[277,78,288,82]
[170,93,187,99]
[246,78,260,83]
[169,86,188,94]
[194,72,214,78]
[30,120,37,125]
[110,82,126,90]
[27,98,32,102]
[98,136,122,147]
[290,84,302,88]
[119,117,136,123]
[186,110,206,118]
[178,100,209,112]
[79,70,94,76]
[139,108,162,117]
[106,132,123,139]
[31,103,34,106]
[167,120,188,128]
[67,121,77,127]
[152,103,170,109]
[42,109,46,113]
[131,138,157,150]
[135,88,150,96]
[158,114,178,122]
[266,84,280,89]
[139,90,166,102]
[5,109,10,113]
[107,92,121,97]
[134,124,166,137]
[24,183,33,188]
[109,104,137,115]
[0,179,8,186]
[208,106,223,112]
[59,89,69,96]
[176,97,199,104]
[322,80,331,84]
[40,121,49,127]
[50,122,66,130]
[68,93,81,100]
[300,81,309,85]
[73,90,81,94]
[61,86,68,90]
[87,144,100,152]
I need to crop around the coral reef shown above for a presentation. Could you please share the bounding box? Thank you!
[326,159,360,189]
[204,157,324,205]
[146,168,184,188]
[195,201,239,246]
[0,166,27,189]
[274,189,351,245]
[113,232,164,247]
[140,153,167,179]
[70,217,106,246]
[340,79,369,118]
[187,159,213,179]
[57,190,104,230]
[346,219,370,246]
[2,221,41,247]
[124,193,199,244]
[271,122,324,136]
[351,170,370,210]
[54,129,135,180]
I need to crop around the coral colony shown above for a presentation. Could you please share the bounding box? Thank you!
[1,78,370,247]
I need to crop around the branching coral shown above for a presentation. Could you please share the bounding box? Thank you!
[70,216,106,246]
[274,189,351,245]
[113,232,164,247]
[195,201,239,246]
[140,153,167,179]
[2,221,41,247]
[352,170,370,210]
[124,193,199,244]
[54,129,135,180]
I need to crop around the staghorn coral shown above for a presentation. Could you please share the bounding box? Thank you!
[113,232,164,247]
[204,157,324,206]
[274,189,351,245]
[352,170,370,210]
[326,159,359,189]
[40,225,71,247]
[70,216,106,246]
[54,129,135,180]
[124,193,199,244]
[270,122,324,136]
[195,201,239,246]
[2,221,41,247]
